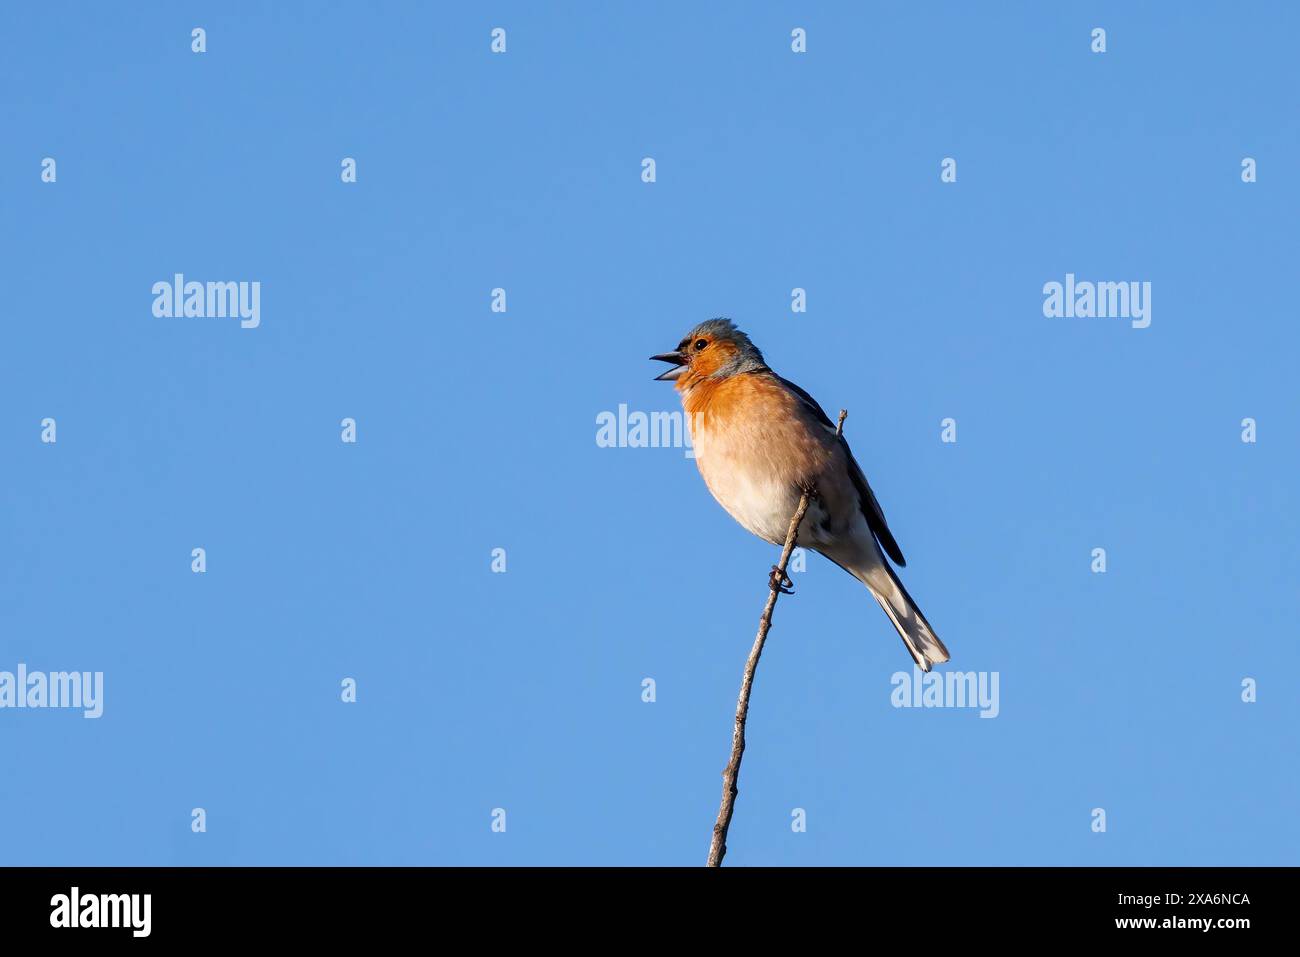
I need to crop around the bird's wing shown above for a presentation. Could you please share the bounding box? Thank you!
[774,374,907,567]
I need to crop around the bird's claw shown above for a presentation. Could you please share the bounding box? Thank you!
[769,565,794,594]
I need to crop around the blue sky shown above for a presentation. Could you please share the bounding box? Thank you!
[1,2,1296,865]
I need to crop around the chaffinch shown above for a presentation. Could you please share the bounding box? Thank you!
[652,319,949,671]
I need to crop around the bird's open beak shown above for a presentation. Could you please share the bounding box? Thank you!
[650,351,687,381]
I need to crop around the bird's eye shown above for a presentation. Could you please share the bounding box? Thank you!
[694,339,709,351]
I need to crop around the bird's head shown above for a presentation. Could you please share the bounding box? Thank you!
[650,318,767,388]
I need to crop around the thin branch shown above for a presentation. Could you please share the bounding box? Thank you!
[708,408,847,867]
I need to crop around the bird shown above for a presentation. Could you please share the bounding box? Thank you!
[651,318,949,671]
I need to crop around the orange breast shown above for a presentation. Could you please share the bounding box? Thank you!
[682,373,835,486]
[681,372,784,424]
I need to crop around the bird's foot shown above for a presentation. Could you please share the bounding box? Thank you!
[769,565,795,595]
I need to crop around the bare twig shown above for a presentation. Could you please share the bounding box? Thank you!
[707,408,847,866]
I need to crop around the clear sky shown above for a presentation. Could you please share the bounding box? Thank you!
[1,2,1296,866]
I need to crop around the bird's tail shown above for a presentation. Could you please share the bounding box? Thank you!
[855,561,949,672]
